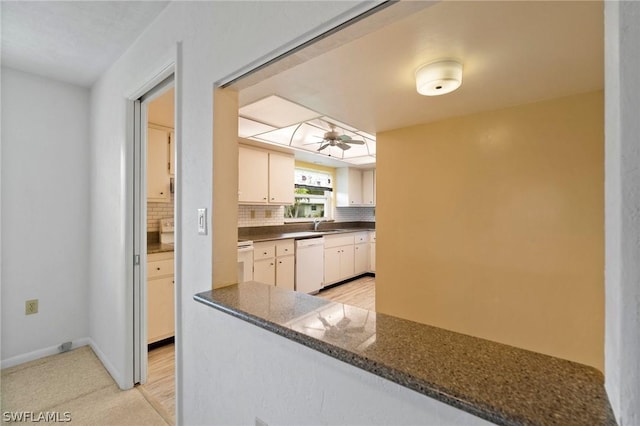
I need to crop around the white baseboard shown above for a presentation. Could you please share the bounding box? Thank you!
[1,338,132,391]
[87,338,132,390]
[0,337,91,369]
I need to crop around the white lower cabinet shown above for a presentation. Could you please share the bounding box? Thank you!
[369,231,376,273]
[324,234,356,286]
[253,239,295,289]
[147,252,175,344]
[354,232,369,275]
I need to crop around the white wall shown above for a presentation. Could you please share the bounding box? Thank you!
[188,303,490,425]
[604,1,640,424]
[1,67,90,366]
[87,0,381,405]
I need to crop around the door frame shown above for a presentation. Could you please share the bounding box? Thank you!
[129,65,176,386]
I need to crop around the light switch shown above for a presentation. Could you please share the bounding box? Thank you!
[197,208,207,235]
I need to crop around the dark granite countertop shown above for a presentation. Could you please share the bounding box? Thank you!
[243,228,374,243]
[194,282,616,426]
[147,242,174,254]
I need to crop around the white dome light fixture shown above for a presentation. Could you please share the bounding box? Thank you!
[415,60,463,96]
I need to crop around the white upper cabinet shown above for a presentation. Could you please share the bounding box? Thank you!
[147,126,171,201]
[268,152,295,204]
[238,145,294,205]
[362,169,376,206]
[336,167,376,207]
[238,146,269,203]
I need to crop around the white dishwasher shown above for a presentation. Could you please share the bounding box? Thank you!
[295,237,324,294]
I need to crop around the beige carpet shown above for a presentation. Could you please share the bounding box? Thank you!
[1,346,170,425]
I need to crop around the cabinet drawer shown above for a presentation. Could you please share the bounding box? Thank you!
[254,242,276,260]
[148,258,174,278]
[324,234,355,248]
[276,239,294,256]
[354,232,369,244]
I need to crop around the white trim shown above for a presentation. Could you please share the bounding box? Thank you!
[127,61,175,101]
[88,338,130,390]
[0,337,91,369]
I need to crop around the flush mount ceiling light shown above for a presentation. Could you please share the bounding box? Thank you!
[415,60,463,96]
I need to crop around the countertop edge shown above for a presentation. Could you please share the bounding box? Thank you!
[194,291,535,426]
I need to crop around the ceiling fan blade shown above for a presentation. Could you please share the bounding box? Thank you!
[345,139,365,145]
[317,143,331,151]
[337,142,352,150]
[339,134,353,141]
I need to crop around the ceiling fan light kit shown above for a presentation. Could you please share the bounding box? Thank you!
[415,60,463,96]
[316,123,365,152]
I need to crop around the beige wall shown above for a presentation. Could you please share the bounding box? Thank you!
[376,91,604,370]
[212,88,239,288]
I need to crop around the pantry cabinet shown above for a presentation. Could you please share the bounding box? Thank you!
[238,145,294,205]
[147,252,174,343]
[147,126,172,201]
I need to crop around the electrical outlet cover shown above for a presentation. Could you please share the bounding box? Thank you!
[25,299,38,315]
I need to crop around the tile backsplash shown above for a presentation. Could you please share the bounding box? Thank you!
[334,207,375,222]
[238,204,375,226]
[238,205,286,227]
[148,199,174,232]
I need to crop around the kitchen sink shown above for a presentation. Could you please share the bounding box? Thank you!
[313,229,346,233]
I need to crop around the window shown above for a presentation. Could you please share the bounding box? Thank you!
[284,168,333,221]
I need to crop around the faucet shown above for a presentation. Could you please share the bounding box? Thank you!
[313,218,323,231]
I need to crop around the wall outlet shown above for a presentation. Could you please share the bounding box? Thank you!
[25,299,38,315]
[265,210,272,219]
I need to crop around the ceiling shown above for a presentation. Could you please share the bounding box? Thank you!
[1,1,169,87]
[238,0,604,166]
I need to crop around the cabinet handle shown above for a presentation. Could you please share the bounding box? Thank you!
[160,192,164,195]
[157,267,161,271]
[263,252,268,255]
[263,197,267,200]
[270,263,274,266]
[278,261,282,264]
[271,197,275,200]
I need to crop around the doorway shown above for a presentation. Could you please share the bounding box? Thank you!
[133,76,176,423]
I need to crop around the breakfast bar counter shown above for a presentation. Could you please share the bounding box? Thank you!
[194,282,615,426]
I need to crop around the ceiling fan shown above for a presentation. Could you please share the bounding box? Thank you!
[317,123,365,152]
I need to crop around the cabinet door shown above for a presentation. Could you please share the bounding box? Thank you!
[147,127,170,201]
[324,248,342,285]
[276,255,295,290]
[268,152,294,204]
[347,168,363,205]
[339,245,355,280]
[370,242,376,272]
[362,169,375,206]
[147,276,175,343]
[254,258,275,286]
[354,243,369,275]
[238,146,269,203]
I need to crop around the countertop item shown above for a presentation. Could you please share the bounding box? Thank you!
[194,282,616,426]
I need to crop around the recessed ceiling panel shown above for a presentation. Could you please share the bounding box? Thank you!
[343,156,376,166]
[238,117,277,138]
[239,95,321,128]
